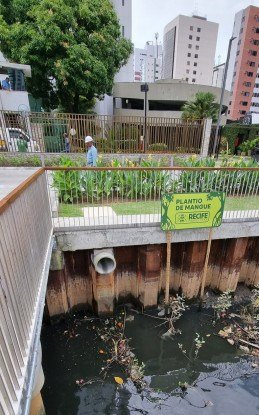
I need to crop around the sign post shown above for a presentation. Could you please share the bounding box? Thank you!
[161,192,225,301]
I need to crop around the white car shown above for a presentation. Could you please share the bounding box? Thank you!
[0,128,39,152]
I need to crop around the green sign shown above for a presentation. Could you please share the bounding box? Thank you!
[161,192,225,231]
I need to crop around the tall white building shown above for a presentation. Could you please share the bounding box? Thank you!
[163,14,218,86]
[112,0,133,83]
[95,0,133,115]
[134,42,163,83]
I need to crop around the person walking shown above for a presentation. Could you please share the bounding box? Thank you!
[63,133,70,153]
[85,135,97,166]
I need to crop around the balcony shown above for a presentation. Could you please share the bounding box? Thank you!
[0,90,30,112]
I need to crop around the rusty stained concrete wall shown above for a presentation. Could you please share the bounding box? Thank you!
[45,237,259,318]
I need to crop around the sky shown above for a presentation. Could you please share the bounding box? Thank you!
[132,0,259,63]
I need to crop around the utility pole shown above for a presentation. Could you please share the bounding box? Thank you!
[141,83,149,152]
[213,36,236,156]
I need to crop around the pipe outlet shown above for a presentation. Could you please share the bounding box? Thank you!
[92,249,116,275]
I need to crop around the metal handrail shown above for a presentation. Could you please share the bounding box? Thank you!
[45,166,259,171]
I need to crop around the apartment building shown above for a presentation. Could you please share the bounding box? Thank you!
[163,14,218,86]
[134,42,163,83]
[227,5,259,120]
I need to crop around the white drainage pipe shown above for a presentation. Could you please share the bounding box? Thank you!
[91,249,116,275]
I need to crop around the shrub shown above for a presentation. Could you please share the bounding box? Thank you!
[149,143,168,152]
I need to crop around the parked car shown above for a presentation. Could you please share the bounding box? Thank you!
[0,128,39,152]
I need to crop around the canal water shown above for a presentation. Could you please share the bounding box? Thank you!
[42,306,259,415]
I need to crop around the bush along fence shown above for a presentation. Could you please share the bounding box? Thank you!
[47,164,259,227]
[222,123,259,155]
[0,110,206,154]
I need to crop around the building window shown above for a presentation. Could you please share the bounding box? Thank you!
[252,39,259,45]
[253,92,259,97]
[255,28,259,33]
[188,44,192,48]
[190,26,193,31]
[187,52,191,57]
[249,61,256,67]
[193,70,196,74]
[250,50,257,56]
[247,71,254,77]
[242,15,245,22]
[238,39,241,45]
[194,53,198,58]
[192,78,196,82]
[196,45,199,50]
[186,69,190,74]
[240,28,243,34]
[255,83,259,88]
[122,25,125,37]
[122,0,125,5]
[187,61,190,65]
[229,101,232,105]
[186,78,189,81]
[241,101,248,106]
[197,28,201,32]
[194,62,197,66]
[243,91,250,96]
[189,35,193,39]
[244,81,252,87]
[236,50,240,56]
[196,36,200,41]
[240,110,246,114]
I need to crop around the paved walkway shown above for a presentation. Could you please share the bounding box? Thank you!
[0,167,39,200]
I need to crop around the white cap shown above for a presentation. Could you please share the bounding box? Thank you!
[85,135,93,143]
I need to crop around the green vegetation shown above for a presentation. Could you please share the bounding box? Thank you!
[0,0,132,112]
[222,123,259,154]
[58,196,259,217]
[149,143,168,152]
[52,155,258,205]
[240,138,259,154]
[181,92,219,123]
[59,203,84,217]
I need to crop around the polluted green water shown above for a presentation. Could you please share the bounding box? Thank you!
[42,306,259,415]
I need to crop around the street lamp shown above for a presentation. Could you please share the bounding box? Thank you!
[213,36,236,156]
[140,82,149,152]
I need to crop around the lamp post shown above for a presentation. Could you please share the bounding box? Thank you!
[213,36,236,156]
[141,82,149,152]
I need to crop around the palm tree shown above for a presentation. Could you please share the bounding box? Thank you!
[181,92,219,122]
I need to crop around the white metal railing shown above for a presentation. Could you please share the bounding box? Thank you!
[46,167,259,229]
[0,170,53,415]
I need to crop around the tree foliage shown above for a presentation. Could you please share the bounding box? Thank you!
[0,0,132,112]
[181,92,219,122]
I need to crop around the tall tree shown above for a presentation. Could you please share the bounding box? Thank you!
[0,0,132,112]
[181,92,219,122]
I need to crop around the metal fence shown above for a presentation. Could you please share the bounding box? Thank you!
[46,167,259,229]
[0,170,53,415]
[0,110,205,154]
